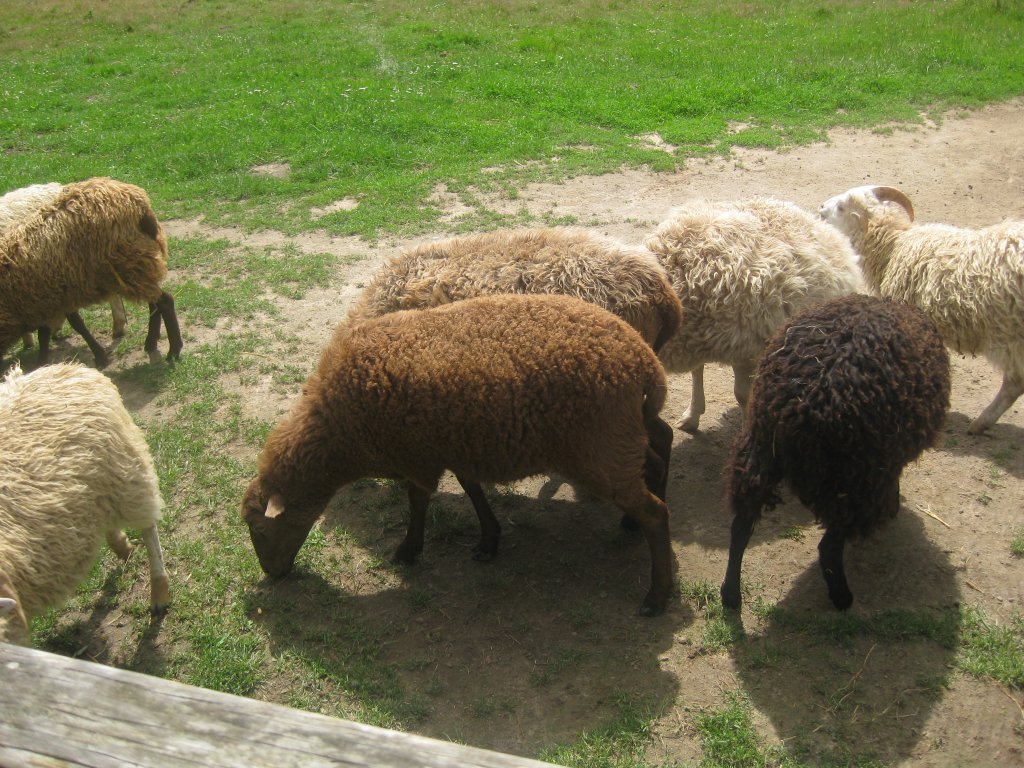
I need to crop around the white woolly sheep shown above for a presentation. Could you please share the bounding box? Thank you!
[646,197,864,431]
[243,294,676,616]
[0,363,169,645]
[346,227,683,353]
[819,185,1024,434]
[0,182,127,347]
[0,177,182,368]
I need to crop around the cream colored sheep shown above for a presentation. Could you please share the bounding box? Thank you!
[0,177,182,368]
[0,182,127,346]
[646,197,864,431]
[819,185,1024,434]
[0,363,169,644]
[346,227,682,353]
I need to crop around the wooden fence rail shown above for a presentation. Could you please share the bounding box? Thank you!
[0,643,560,768]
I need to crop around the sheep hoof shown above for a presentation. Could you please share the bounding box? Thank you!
[966,419,991,435]
[471,546,497,562]
[638,594,667,617]
[676,416,700,434]
[619,514,641,533]
[829,589,854,611]
[392,545,420,565]
[720,583,741,610]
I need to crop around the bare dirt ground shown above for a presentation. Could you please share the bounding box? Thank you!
[47,100,1024,765]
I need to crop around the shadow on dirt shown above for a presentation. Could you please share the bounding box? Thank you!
[245,483,686,755]
[729,505,960,764]
[938,411,1024,478]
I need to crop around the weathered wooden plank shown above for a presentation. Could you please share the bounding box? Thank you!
[0,643,560,768]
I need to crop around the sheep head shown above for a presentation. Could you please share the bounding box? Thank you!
[241,478,318,578]
[819,185,915,239]
[0,570,29,645]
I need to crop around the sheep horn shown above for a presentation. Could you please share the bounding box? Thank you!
[871,186,915,222]
[266,493,286,519]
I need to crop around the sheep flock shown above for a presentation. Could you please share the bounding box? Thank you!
[1,174,1016,649]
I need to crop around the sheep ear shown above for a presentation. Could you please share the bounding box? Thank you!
[871,186,914,222]
[0,597,17,617]
[266,494,286,519]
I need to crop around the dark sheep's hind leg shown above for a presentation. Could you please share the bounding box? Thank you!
[35,326,52,367]
[720,502,757,610]
[66,312,109,369]
[456,476,501,561]
[818,528,853,610]
[157,291,183,361]
[145,301,163,354]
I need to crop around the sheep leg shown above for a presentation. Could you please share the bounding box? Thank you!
[969,373,1024,434]
[66,312,109,369]
[141,525,170,615]
[677,365,706,432]
[394,482,433,564]
[155,291,183,361]
[818,528,853,610]
[720,501,757,609]
[623,415,675,531]
[35,326,51,366]
[145,301,163,355]
[732,361,755,419]
[456,476,501,561]
[110,298,127,338]
[618,491,673,617]
[105,530,133,560]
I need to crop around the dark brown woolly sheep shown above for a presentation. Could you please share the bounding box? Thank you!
[0,177,182,368]
[242,294,675,616]
[720,294,950,611]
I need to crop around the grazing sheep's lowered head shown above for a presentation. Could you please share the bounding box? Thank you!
[243,293,675,616]
[721,293,950,611]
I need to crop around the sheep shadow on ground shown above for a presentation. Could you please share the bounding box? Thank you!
[937,411,1024,479]
[244,482,685,756]
[36,562,168,676]
[728,506,960,765]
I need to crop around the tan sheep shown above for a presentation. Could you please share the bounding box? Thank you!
[646,197,864,431]
[243,294,675,616]
[0,363,169,644]
[819,185,1024,434]
[0,177,182,368]
[346,227,682,353]
[0,181,128,348]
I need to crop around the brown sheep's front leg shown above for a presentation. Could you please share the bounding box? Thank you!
[156,291,183,361]
[456,476,501,561]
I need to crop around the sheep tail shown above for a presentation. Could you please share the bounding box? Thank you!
[642,368,669,424]
[649,295,683,355]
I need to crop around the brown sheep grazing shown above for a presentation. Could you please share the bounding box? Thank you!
[0,177,182,368]
[242,294,675,616]
[721,294,950,611]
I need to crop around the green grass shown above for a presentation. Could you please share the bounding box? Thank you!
[3,0,1024,237]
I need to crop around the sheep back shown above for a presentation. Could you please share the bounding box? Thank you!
[729,294,950,538]
[867,219,1024,359]
[647,197,864,373]
[346,228,682,352]
[0,178,169,348]
[0,183,63,232]
[0,363,164,637]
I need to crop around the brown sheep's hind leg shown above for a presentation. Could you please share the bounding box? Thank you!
[394,482,432,565]
[35,326,51,367]
[619,491,673,617]
[818,527,853,610]
[456,476,501,561]
[66,312,109,369]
